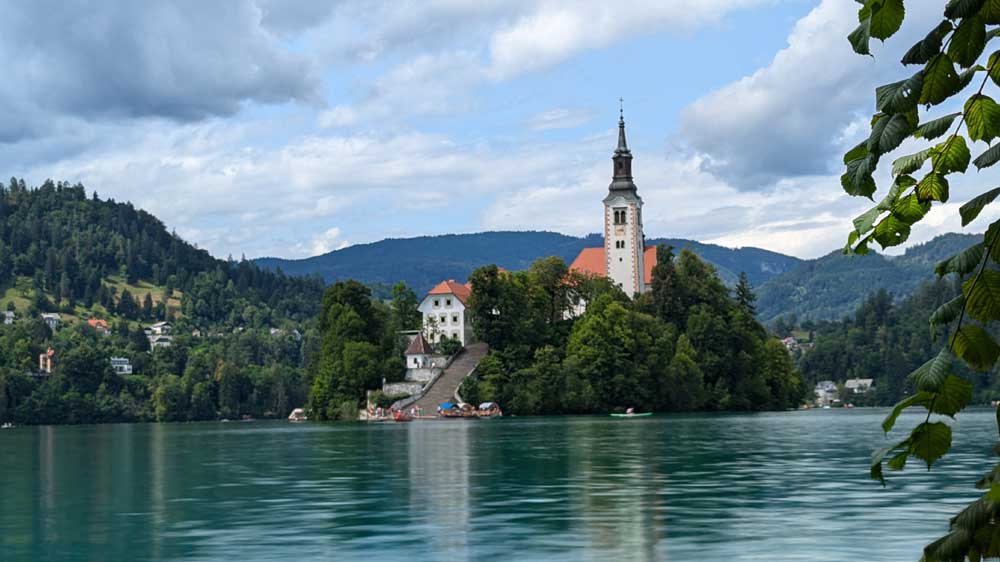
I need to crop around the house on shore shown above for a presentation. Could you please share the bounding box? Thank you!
[845,378,874,394]
[418,280,474,346]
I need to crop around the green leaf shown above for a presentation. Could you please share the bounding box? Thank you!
[843,153,878,198]
[909,421,952,468]
[883,393,929,433]
[931,135,972,174]
[893,193,931,223]
[914,112,962,140]
[902,21,953,65]
[876,71,924,113]
[917,172,950,202]
[961,187,1000,224]
[932,374,974,417]
[974,144,1000,170]
[984,0,1000,24]
[844,142,868,165]
[868,112,913,155]
[849,17,872,56]
[951,324,1000,371]
[946,0,987,19]
[892,148,932,175]
[964,269,1000,322]
[921,54,962,106]
[873,214,911,247]
[910,348,954,391]
[958,64,986,91]
[989,51,1000,86]
[930,295,966,326]
[936,244,986,276]
[870,0,905,40]
[853,207,884,235]
[965,94,1000,143]
[948,14,987,68]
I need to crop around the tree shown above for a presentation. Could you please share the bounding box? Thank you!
[843,3,1000,559]
[734,272,756,316]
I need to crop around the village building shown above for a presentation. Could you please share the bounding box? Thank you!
[110,357,133,375]
[149,335,173,349]
[418,280,474,346]
[41,313,60,332]
[569,109,656,296]
[38,348,54,375]
[844,378,874,394]
[814,380,837,407]
[87,318,110,335]
[149,321,172,336]
[3,311,14,325]
[405,332,435,369]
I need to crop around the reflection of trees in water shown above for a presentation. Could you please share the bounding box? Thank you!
[567,419,666,562]
[408,421,470,561]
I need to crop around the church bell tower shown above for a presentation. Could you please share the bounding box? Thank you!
[604,103,645,296]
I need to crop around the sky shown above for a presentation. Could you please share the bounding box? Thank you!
[2,0,995,260]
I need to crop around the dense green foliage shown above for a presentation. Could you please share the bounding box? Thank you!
[844,2,1000,559]
[307,281,417,420]
[0,179,325,425]
[758,233,977,324]
[458,248,803,415]
[257,231,802,295]
[794,280,1000,406]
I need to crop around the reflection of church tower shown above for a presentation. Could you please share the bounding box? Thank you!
[604,106,645,296]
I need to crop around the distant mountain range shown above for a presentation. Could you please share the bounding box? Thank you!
[255,231,803,293]
[256,230,979,325]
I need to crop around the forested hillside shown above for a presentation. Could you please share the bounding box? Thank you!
[756,233,978,325]
[256,232,803,294]
[0,179,327,425]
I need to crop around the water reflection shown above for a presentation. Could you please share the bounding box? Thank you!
[0,411,996,562]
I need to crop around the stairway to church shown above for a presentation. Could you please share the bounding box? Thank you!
[409,343,488,415]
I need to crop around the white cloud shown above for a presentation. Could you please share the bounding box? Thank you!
[529,108,594,131]
[294,227,350,257]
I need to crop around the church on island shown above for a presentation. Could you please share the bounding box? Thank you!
[568,109,656,296]
[414,109,655,346]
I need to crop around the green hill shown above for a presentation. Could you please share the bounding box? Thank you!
[755,233,978,325]
[256,232,804,294]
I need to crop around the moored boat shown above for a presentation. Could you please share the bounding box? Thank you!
[610,412,652,418]
[476,402,503,418]
[287,408,307,422]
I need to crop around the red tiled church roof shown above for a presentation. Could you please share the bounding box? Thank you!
[427,279,472,304]
[569,246,657,285]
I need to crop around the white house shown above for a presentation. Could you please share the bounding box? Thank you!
[814,380,837,406]
[149,321,172,336]
[845,378,874,394]
[3,311,14,325]
[41,313,60,331]
[405,332,435,369]
[418,280,474,346]
[111,357,133,375]
[149,335,173,349]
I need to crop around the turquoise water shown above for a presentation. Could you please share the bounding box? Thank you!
[0,409,996,561]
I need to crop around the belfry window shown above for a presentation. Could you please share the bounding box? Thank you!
[613,208,626,225]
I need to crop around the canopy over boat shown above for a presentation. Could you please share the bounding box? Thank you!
[439,402,456,410]
[479,402,496,409]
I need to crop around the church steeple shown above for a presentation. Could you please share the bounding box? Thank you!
[609,100,636,193]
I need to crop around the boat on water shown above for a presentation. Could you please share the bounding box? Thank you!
[287,408,308,422]
[1,422,13,429]
[476,402,503,418]
[393,410,413,422]
[610,412,652,418]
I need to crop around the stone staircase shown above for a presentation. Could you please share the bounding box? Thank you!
[409,342,488,414]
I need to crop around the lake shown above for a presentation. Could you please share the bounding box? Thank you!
[0,409,995,562]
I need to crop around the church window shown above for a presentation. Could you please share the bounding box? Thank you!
[613,208,626,225]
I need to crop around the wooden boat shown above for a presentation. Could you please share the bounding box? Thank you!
[393,410,413,422]
[610,412,652,418]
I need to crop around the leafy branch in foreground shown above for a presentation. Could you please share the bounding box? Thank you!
[846,1,1000,560]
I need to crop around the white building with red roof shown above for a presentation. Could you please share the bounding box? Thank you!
[569,109,655,296]
[419,279,474,346]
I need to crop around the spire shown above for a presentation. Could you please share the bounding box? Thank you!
[616,97,629,154]
[608,100,636,193]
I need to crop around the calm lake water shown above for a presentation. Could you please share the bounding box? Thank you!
[0,409,997,562]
